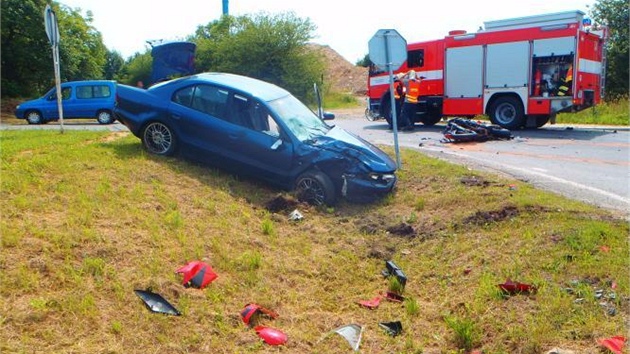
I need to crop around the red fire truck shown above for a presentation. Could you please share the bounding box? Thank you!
[366,10,607,129]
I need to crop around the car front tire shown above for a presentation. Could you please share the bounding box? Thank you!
[96,110,114,124]
[295,170,336,206]
[25,110,43,124]
[141,121,177,156]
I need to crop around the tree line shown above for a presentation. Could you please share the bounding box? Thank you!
[2,0,628,101]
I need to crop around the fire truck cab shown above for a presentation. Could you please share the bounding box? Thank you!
[367,10,607,129]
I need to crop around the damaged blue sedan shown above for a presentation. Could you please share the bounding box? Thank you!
[114,73,397,205]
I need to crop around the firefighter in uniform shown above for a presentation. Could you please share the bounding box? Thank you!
[557,64,573,96]
[393,73,405,126]
[399,70,421,131]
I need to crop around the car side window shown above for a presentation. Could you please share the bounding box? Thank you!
[191,85,228,120]
[93,85,111,98]
[77,86,92,99]
[253,103,281,138]
[48,87,71,100]
[172,86,194,107]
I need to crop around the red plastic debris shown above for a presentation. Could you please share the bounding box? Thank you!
[358,295,382,309]
[597,336,626,354]
[600,245,611,253]
[240,303,279,326]
[383,291,405,302]
[175,261,218,289]
[255,326,287,346]
[498,279,537,295]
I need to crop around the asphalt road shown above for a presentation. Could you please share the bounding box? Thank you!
[3,113,629,217]
[332,110,630,218]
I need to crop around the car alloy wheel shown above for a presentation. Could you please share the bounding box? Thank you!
[295,170,336,206]
[142,122,176,156]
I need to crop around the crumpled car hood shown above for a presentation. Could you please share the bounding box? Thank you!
[310,126,397,173]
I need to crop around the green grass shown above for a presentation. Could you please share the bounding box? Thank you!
[1,130,628,353]
[556,95,630,125]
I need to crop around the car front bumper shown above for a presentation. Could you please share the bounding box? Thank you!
[341,173,397,203]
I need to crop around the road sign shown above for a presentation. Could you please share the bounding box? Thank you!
[44,5,60,47]
[368,29,407,168]
[44,4,64,132]
[368,29,407,71]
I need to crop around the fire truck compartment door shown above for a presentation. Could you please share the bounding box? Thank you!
[445,45,483,98]
[485,41,529,89]
[533,37,575,57]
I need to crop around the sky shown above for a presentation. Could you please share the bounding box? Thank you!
[58,0,593,63]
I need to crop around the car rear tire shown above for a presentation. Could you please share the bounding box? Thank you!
[489,96,524,129]
[142,122,177,156]
[96,110,114,124]
[25,110,43,124]
[295,170,336,206]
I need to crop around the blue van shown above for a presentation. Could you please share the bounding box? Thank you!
[15,80,117,124]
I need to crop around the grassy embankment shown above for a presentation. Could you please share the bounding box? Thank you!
[1,129,627,353]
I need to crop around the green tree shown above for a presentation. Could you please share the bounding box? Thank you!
[1,0,107,98]
[120,51,152,87]
[355,54,371,67]
[192,12,325,103]
[104,50,125,80]
[1,0,52,97]
[55,6,107,81]
[590,0,629,99]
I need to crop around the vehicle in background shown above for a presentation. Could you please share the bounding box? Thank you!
[14,80,117,124]
[367,11,607,129]
[114,73,397,206]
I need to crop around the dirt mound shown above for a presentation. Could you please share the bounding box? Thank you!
[308,44,368,95]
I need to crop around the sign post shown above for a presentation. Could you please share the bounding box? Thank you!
[368,29,407,168]
[44,5,64,133]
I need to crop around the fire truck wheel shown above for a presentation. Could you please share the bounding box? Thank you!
[489,96,524,129]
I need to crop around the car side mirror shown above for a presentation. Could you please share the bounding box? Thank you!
[323,112,335,121]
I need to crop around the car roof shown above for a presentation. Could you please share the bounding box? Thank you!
[154,73,290,102]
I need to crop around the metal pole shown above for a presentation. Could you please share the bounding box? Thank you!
[52,45,64,133]
[384,32,401,169]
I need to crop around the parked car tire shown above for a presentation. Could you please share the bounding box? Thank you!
[141,121,177,156]
[25,110,43,124]
[295,170,336,206]
[96,110,114,124]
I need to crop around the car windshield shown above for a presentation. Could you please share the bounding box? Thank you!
[267,94,330,142]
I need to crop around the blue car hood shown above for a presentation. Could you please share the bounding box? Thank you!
[312,126,397,173]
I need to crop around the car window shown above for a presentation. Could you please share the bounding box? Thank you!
[227,95,282,137]
[77,86,93,99]
[48,87,72,101]
[172,86,194,106]
[93,85,111,98]
[191,85,228,120]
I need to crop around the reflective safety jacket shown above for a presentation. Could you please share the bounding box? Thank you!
[404,79,420,104]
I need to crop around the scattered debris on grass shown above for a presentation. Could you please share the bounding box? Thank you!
[379,321,403,337]
[498,279,537,295]
[175,261,218,289]
[254,326,288,346]
[288,209,303,221]
[597,335,626,354]
[382,260,407,288]
[134,289,181,316]
[357,295,382,309]
[329,324,364,351]
[240,303,279,327]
